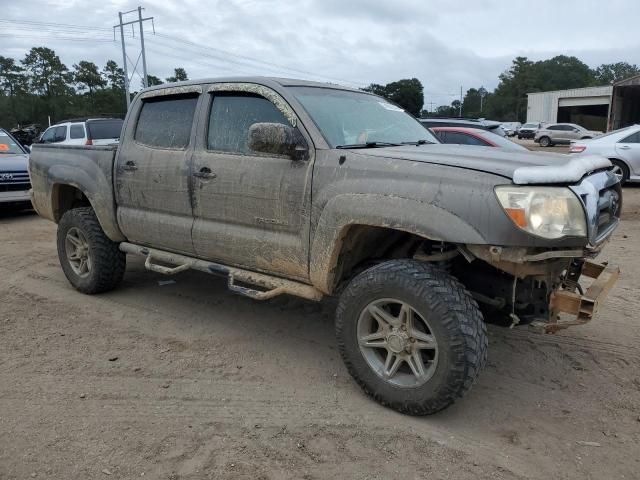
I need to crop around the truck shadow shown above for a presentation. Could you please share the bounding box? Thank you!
[108,255,633,428]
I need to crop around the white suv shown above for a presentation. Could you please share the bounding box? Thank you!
[37,118,123,146]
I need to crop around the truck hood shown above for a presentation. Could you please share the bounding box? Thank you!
[0,153,29,172]
[353,144,611,184]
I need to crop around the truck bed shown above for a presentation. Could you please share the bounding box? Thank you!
[29,144,124,241]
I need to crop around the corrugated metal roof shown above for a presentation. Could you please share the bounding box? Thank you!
[527,85,612,97]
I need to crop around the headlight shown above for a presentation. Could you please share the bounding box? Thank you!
[495,186,587,239]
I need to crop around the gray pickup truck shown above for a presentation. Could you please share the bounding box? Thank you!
[30,77,621,415]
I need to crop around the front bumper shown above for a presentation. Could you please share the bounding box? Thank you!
[0,189,31,204]
[534,260,619,333]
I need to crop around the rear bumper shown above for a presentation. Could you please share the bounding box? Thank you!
[535,261,619,333]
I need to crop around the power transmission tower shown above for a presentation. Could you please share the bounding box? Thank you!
[114,6,155,109]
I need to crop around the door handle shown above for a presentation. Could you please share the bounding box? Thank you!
[122,160,138,171]
[619,145,631,150]
[193,167,217,179]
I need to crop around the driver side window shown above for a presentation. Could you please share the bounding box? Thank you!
[207,93,291,154]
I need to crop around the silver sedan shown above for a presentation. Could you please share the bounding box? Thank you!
[570,125,640,184]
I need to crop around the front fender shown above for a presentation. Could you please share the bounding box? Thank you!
[309,193,486,293]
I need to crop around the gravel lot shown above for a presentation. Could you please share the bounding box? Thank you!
[1,186,639,480]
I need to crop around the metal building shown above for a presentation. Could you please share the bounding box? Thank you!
[527,86,613,131]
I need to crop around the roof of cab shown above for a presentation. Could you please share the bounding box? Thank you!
[139,76,363,94]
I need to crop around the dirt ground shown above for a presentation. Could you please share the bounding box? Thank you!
[512,138,569,153]
[1,188,639,480]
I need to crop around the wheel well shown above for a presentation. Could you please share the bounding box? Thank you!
[330,225,449,292]
[52,184,91,222]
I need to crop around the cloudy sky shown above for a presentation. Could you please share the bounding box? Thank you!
[3,0,639,107]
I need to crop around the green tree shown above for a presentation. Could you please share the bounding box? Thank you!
[594,62,640,84]
[166,67,188,83]
[145,74,163,87]
[363,78,424,116]
[73,61,106,94]
[21,47,71,97]
[102,60,125,90]
[0,56,26,96]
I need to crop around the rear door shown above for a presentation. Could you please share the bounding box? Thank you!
[189,83,314,280]
[615,130,640,175]
[115,86,202,254]
[68,123,86,145]
[87,119,124,145]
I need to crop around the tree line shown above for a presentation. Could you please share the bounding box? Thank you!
[1,46,639,131]
[365,56,639,122]
[425,56,640,121]
[0,46,188,130]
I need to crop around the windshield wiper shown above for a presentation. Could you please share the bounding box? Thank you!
[336,141,403,149]
[401,140,434,145]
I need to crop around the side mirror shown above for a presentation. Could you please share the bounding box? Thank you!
[248,122,308,160]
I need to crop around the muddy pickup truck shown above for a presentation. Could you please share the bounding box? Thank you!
[29,77,621,415]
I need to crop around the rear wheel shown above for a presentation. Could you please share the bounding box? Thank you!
[538,136,551,147]
[336,260,488,415]
[57,207,126,294]
[610,159,630,185]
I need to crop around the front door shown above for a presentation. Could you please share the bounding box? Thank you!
[190,84,314,280]
[115,87,202,255]
[615,130,640,176]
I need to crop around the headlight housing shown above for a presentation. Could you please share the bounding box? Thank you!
[495,186,587,239]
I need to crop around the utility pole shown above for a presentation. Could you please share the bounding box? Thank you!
[459,86,463,117]
[117,11,131,109]
[138,6,149,89]
[427,101,435,113]
[114,7,155,109]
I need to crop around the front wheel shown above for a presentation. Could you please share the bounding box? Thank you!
[57,207,126,294]
[335,260,488,415]
[610,159,630,185]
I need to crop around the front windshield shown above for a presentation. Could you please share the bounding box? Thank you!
[0,130,26,155]
[291,87,438,147]
[522,123,538,128]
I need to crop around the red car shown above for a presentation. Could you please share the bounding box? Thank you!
[431,127,528,151]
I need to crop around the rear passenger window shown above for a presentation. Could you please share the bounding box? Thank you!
[621,132,640,143]
[135,94,199,149]
[445,132,488,146]
[207,93,290,154]
[69,124,85,139]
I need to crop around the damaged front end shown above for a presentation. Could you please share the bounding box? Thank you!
[456,168,622,333]
[460,245,619,333]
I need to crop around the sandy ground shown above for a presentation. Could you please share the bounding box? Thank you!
[1,187,639,480]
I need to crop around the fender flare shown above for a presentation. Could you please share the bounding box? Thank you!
[48,164,125,242]
[309,193,486,293]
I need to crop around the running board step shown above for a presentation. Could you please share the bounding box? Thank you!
[119,242,323,302]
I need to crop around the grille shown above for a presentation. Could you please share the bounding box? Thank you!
[0,182,30,192]
[0,171,30,192]
[595,184,622,240]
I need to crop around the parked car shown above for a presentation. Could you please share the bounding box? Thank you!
[36,118,123,146]
[570,124,640,184]
[501,122,521,137]
[0,128,31,210]
[431,127,528,151]
[30,77,621,416]
[419,117,506,136]
[517,122,543,139]
[535,123,601,147]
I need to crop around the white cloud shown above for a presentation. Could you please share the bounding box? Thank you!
[3,0,639,106]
